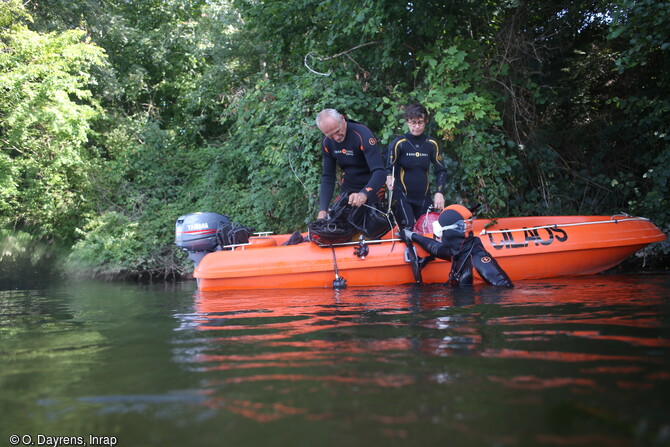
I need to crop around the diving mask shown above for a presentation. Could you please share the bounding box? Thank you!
[432,219,472,238]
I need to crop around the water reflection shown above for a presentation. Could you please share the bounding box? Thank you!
[1,276,668,446]
[170,275,670,446]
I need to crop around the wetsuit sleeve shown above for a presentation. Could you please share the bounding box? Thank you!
[470,238,514,287]
[319,144,337,212]
[408,233,452,260]
[361,134,386,202]
[430,138,447,194]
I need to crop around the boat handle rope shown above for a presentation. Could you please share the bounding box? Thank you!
[314,237,401,247]
[478,215,649,236]
[330,246,347,290]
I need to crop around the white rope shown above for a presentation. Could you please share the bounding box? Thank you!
[287,150,309,192]
[313,237,402,248]
[304,52,332,76]
[478,215,649,235]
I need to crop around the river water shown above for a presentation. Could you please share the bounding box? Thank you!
[1,274,669,447]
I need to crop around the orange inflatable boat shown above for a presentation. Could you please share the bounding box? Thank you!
[176,214,665,291]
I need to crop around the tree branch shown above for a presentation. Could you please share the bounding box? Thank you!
[304,41,381,76]
[320,41,380,61]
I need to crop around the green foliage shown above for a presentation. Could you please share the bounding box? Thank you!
[0,4,107,241]
[607,0,669,232]
[455,127,520,214]
[0,0,30,28]
[64,112,198,277]
[609,0,670,70]
[0,151,18,217]
[66,212,146,279]
[413,44,521,213]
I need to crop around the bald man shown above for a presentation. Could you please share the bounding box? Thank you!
[315,109,386,219]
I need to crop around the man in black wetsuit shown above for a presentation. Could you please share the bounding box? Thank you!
[401,204,513,287]
[316,108,386,219]
[386,103,447,230]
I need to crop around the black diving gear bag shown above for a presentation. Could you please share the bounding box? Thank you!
[308,193,393,244]
[308,195,356,245]
[347,201,393,240]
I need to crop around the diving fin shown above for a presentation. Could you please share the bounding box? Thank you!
[403,242,422,283]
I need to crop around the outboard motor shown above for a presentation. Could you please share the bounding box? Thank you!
[175,212,231,269]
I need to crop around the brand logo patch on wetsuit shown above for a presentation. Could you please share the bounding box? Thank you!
[405,151,429,158]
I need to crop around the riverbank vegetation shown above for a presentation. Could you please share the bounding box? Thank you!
[1,0,668,279]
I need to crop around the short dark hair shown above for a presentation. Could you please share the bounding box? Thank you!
[403,103,429,122]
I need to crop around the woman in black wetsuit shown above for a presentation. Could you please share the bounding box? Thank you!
[386,103,448,230]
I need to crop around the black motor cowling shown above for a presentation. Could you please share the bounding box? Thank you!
[175,212,252,269]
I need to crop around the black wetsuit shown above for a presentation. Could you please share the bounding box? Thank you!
[320,120,386,212]
[386,132,447,228]
[407,232,513,287]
